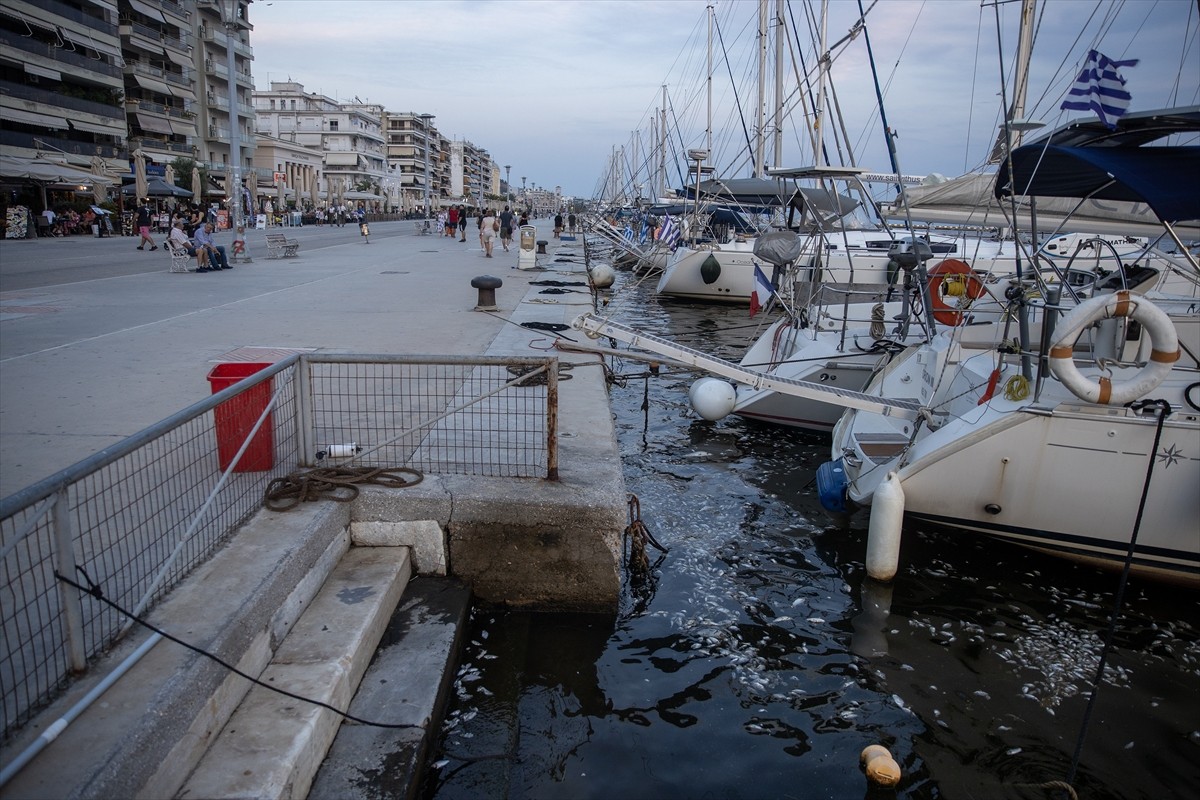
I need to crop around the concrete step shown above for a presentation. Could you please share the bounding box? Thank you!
[177,546,413,800]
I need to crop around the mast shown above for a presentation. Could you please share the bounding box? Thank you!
[988,0,1037,163]
[773,0,785,170]
[706,5,713,154]
[814,0,829,168]
[755,0,768,176]
[660,85,668,198]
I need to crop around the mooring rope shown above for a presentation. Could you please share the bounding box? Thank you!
[264,466,423,511]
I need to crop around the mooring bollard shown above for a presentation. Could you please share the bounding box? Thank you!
[536,240,548,255]
[470,275,502,311]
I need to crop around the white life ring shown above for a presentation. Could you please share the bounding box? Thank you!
[1048,290,1179,405]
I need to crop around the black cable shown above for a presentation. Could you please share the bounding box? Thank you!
[55,567,418,730]
[1065,399,1172,788]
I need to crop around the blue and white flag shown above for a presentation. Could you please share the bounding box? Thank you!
[750,264,774,318]
[657,213,681,250]
[622,225,635,244]
[1060,49,1139,129]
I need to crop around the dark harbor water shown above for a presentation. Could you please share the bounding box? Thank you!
[424,274,1200,800]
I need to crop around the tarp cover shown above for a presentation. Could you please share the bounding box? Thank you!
[753,231,807,266]
[996,144,1200,224]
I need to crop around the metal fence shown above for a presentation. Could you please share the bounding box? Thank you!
[0,353,558,740]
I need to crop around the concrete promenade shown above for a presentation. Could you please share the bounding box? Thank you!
[0,219,572,497]
[0,218,627,798]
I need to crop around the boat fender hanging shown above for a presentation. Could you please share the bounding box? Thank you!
[700,253,722,284]
[588,263,616,288]
[1048,290,1179,405]
[860,745,902,787]
[928,259,985,326]
[689,377,736,421]
[866,472,904,582]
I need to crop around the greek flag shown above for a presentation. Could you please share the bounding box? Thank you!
[657,213,681,250]
[622,225,635,244]
[1060,50,1139,129]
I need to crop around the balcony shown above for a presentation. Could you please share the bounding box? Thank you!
[1,80,123,121]
[0,30,123,80]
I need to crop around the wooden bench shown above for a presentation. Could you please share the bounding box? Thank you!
[265,232,300,259]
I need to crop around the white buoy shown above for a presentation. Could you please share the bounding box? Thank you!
[589,263,616,288]
[866,471,905,581]
[688,377,736,421]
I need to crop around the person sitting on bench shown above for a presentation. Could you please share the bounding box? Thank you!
[168,221,214,272]
[194,222,230,270]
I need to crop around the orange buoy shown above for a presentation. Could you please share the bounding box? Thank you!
[928,259,985,326]
[860,744,902,787]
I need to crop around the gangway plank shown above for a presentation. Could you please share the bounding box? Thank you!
[572,313,923,421]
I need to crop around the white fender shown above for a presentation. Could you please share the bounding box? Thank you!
[1049,290,1179,405]
[866,472,904,582]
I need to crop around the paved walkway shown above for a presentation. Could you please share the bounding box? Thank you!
[0,220,571,498]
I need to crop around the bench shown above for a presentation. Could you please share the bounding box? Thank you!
[265,232,300,259]
[166,240,195,273]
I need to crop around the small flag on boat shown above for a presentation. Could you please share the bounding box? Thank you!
[622,225,635,244]
[657,214,681,249]
[1060,49,1139,129]
[750,264,774,318]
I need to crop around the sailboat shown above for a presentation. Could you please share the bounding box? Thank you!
[819,106,1200,586]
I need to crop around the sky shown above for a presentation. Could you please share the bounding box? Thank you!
[248,0,1200,199]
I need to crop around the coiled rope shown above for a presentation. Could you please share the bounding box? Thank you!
[264,466,423,511]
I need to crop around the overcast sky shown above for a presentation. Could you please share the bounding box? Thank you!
[249,0,1199,198]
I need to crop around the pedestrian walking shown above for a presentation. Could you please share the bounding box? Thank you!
[135,201,158,250]
[553,211,564,239]
[459,206,468,242]
[447,205,459,239]
[479,209,497,258]
[498,206,515,252]
[568,212,576,234]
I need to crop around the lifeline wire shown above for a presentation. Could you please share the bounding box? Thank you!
[1065,399,1172,788]
[54,567,418,730]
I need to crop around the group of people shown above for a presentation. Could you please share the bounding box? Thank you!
[40,206,113,237]
[551,211,576,238]
[426,205,530,258]
[167,219,238,273]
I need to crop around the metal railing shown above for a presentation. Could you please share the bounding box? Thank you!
[0,353,558,740]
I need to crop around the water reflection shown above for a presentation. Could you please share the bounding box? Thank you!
[425,274,1200,800]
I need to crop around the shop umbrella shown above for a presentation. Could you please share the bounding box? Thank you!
[133,149,148,202]
[192,166,203,203]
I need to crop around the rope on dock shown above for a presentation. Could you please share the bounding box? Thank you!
[264,466,423,511]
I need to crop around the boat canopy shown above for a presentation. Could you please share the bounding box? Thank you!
[996,106,1200,225]
[678,177,861,218]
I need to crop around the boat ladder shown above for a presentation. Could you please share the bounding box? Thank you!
[572,313,923,421]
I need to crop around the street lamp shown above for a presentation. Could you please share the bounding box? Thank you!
[419,113,434,217]
[220,0,242,232]
[504,164,511,206]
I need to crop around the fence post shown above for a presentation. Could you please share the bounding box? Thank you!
[546,357,559,481]
[51,488,87,673]
[296,355,314,467]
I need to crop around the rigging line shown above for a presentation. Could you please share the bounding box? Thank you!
[1066,399,1173,788]
[54,569,419,731]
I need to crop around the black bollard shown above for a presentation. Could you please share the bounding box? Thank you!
[470,275,502,311]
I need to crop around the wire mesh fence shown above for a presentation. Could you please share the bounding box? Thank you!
[0,353,557,741]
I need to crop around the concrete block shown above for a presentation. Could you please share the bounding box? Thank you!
[352,519,447,575]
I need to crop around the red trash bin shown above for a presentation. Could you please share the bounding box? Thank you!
[207,362,274,472]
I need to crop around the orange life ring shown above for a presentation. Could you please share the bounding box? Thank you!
[928,259,986,326]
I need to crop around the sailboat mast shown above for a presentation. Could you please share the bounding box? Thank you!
[773,0,785,170]
[660,85,668,199]
[755,0,768,176]
[814,0,829,167]
[706,5,713,154]
[988,0,1037,163]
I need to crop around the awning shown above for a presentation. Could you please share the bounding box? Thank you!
[0,155,114,185]
[165,81,195,100]
[132,73,172,97]
[325,152,360,166]
[25,63,62,81]
[2,107,69,129]
[135,113,173,135]
[70,118,125,135]
[129,0,166,23]
[164,48,192,68]
[167,118,195,136]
